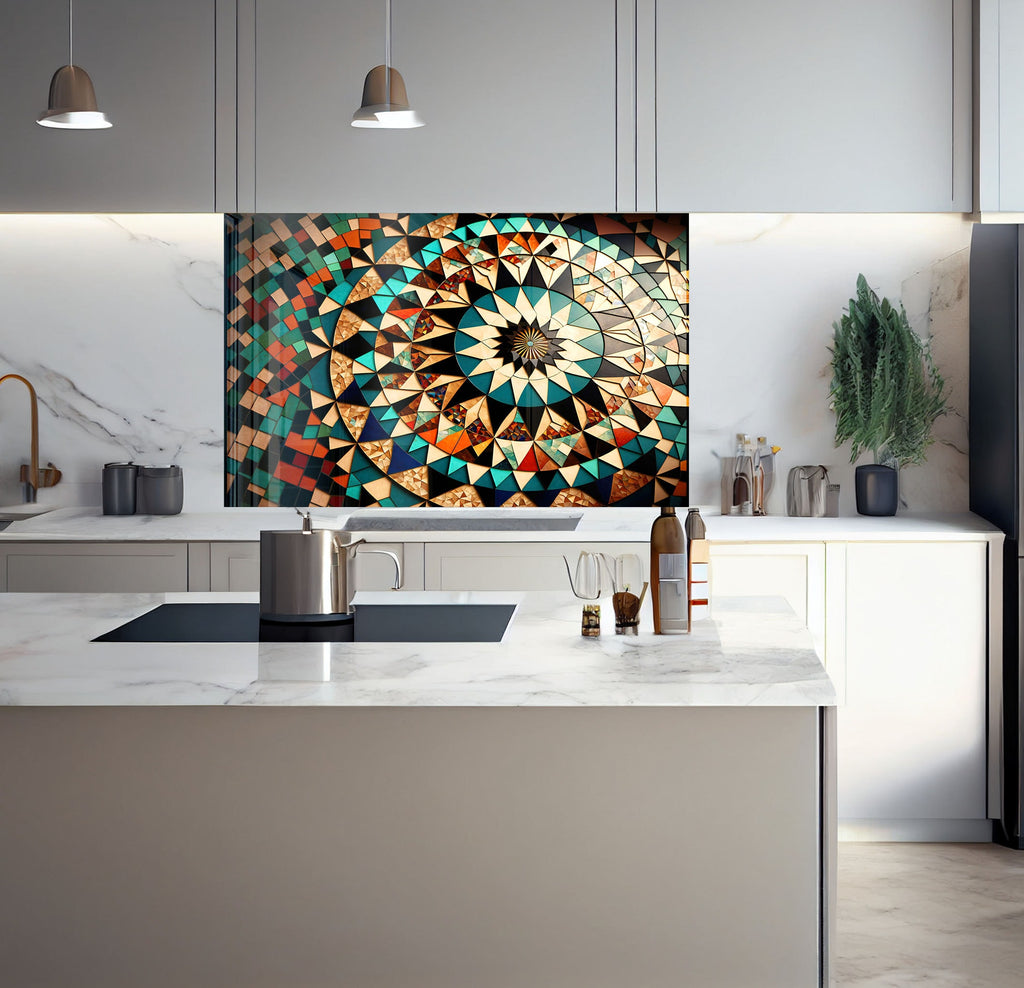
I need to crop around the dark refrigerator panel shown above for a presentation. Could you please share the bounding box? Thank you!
[969,224,1020,541]
[1000,553,1024,847]
[969,223,1024,848]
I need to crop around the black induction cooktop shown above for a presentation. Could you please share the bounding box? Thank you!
[93,602,516,644]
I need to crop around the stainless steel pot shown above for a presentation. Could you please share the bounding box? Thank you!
[259,510,401,619]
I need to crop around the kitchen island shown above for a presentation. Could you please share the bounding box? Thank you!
[0,591,836,988]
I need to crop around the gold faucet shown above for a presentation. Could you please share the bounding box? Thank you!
[0,373,62,503]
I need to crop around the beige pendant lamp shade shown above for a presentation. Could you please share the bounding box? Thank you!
[351,65,423,128]
[38,64,111,129]
[351,0,423,129]
[37,0,111,130]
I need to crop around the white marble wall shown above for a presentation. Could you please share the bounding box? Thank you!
[689,213,973,514]
[0,215,224,510]
[0,212,973,514]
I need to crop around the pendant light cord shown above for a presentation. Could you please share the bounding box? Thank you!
[384,0,391,106]
[69,0,74,66]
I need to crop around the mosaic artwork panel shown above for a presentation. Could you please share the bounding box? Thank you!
[226,213,689,507]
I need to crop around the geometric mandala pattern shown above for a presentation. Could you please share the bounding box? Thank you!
[226,213,688,508]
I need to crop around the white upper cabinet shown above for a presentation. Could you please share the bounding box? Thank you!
[653,0,972,212]
[244,0,618,214]
[977,0,1024,213]
[0,0,216,212]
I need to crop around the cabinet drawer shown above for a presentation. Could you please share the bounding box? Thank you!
[0,543,188,593]
[424,542,648,592]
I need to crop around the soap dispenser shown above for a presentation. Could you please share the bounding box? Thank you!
[650,505,687,634]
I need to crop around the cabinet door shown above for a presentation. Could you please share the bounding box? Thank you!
[656,0,970,211]
[424,542,648,591]
[0,543,188,593]
[249,0,617,212]
[838,541,988,839]
[708,543,825,658]
[208,541,425,592]
[0,0,215,211]
[979,0,1024,211]
[209,542,261,592]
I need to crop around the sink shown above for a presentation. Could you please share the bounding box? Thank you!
[342,510,583,532]
[0,504,56,523]
[93,601,516,644]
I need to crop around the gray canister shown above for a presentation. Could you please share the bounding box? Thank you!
[136,465,184,515]
[102,462,137,515]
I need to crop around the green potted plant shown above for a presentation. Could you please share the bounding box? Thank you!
[829,274,947,515]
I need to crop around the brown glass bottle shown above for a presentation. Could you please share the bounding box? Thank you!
[651,505,687,634]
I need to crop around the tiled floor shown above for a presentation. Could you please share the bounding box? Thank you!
[836,843,1024,986]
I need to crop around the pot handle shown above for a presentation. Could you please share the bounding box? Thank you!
[355,548,403,591]
[334,536,402,591]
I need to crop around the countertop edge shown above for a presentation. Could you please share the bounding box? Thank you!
[0,507,1006,545]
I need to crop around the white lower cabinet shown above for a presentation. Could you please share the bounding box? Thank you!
[836,541,990,841]
[0,543,188,593]
[423,542,648,592]
[708,543,826,658]
[208,542,260,592]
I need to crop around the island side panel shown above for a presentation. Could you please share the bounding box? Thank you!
[0,706,823,988]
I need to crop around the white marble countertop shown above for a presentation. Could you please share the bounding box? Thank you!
[0,505,1004,544]
[0,590,836,708]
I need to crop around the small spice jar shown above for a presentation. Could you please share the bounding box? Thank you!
[581,604,601,637]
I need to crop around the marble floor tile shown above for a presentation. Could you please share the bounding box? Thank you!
[836,843,1024,987]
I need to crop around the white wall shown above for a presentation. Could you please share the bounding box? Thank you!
[0,215,224,510]
[0,212,973,514]
[690,214,972,514]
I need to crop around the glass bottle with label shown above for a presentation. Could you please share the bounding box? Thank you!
[651,505,687,634]
[753,436,775,515]
[731,434,754,516]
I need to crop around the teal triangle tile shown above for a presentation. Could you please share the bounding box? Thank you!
[568,300,596,326]
[491,380,515,404]
[544,382,572,404]
[406,214,438,234]
[520,378,544,407]
[520,284,548,307]
[490,467,513,488]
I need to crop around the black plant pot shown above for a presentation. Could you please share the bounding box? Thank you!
[855,464,899,516]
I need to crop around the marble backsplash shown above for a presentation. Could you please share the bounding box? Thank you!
[0,214,224,511]
[0,212,973,515]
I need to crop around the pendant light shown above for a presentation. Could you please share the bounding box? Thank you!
[351,0,423,129]
[37,0,112,130]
